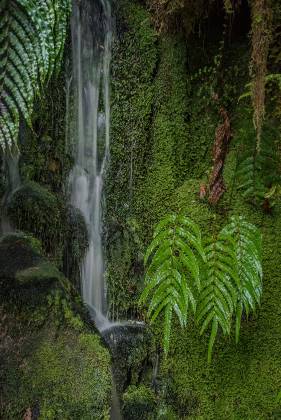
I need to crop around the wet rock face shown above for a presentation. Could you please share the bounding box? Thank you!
[0,233,42,280]
[0,233,62,309]
[102,322,152,393]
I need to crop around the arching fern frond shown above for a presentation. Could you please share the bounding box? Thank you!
[0,0,71,149]
[140,214,205,355]
[140,214,263,362]
[234,122,280,208]
[221,216,262,343]
[197,230,238,363]
[236,153,267,203]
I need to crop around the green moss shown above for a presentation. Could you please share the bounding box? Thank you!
[1,327,112,420]
[19,71,72,192]
[63,205,89,290]
[106,0,157,318]
[122,385,157,420]
[15,261,62,285]
[138,35,189,230]
[107,2,281,416]
[21,331,111,420]
[0,235,112,420]
[7,181,65,264]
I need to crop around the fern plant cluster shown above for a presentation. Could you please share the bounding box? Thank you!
[140,214,262,362]
[234,122,281,208]
[0,0,71,150]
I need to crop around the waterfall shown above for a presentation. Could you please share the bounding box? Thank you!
[69,0,112,322]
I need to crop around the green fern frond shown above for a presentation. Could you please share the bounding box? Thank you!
[235,122,281,207]
[140,214,205,355]
[141,213,263,361]
[221,216,262,343]
[197,231,238,363]
[236,154,267,202]
[0,0,71,149]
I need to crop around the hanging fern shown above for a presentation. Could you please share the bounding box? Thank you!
[198,216,262,361]
[197,229,238,363]
[221,216,262,343]
[235,123,280,208]
[236,153,267,203]
[139,214,205,355]
[0,0,71,150]
[140,214,263,362]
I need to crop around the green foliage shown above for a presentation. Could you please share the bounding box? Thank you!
[141,214,263,362]
[140,214,205,355]
[197,229,238,363]
[0,0,71,149]
[234,119,281,208]
[221,216,262,343]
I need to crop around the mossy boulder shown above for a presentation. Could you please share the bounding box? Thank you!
[0,233,112,419]
[1,324,112,419]
[20,331,111,419]
[103,323,151,393]
[122,385,157,420]
[6,181,64,262]
[0,233,63,308]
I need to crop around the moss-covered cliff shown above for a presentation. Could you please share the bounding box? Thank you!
[107,0,281,418]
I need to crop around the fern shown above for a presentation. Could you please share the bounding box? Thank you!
[140,214,205,355]
[236,153,267,203]
[221,216,262,343]
[197,230,238,363]
[0,0,71,149]
[140,214,263,362]
[235,123,280,207]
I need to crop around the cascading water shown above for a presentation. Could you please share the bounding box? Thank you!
[69,0,112,325]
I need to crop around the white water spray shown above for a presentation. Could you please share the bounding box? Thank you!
[69,0,112,322]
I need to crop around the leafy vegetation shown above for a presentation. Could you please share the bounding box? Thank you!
[140,214,205,354]
[0,0,71,150]
[141,214,263,362]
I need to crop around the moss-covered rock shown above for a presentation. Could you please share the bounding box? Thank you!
[0,233,112,419]
[122,385,157,420]
[107,1,281,417]
[6,181,64,261]
[63,205,89,291]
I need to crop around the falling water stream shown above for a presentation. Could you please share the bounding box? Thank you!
[70,0,112,325]
[69,2,124,417]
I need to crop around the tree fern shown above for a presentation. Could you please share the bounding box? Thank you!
[0,0,71,149]
[140,214,205,355]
